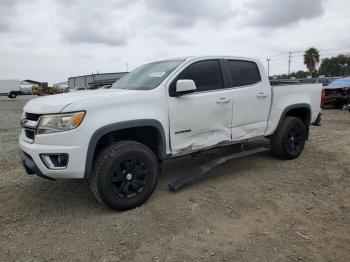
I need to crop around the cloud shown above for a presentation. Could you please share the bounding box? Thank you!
[61,23,128,46]
[55,0,133,46]
[55,0,237,46]
[145,0,236,28]
[246,0,324,28]
[0,0,349,83]
[0,0,21,32]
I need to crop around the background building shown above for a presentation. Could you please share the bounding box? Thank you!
[68,72,128,90]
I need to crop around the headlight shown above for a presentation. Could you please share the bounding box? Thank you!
[37,111,85,134]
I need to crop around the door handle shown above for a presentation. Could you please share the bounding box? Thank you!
[216,97,230,104]
[256,92,267,98]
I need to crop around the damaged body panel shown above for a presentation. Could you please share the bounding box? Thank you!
[168,87,233,155]
[170,128,232,155]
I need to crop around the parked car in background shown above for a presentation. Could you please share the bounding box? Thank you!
[322,77,350,108]
[0,79,21,98]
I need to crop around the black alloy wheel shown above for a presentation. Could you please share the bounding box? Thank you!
[90,140,159,211]
[111,159,148,199]
[271,116,307,160]
[285,126,304,154]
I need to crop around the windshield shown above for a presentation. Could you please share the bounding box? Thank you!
[112,60,184,90]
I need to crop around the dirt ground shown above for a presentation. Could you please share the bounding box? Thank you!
[0,95,349,262]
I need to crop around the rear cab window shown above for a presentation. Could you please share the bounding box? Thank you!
[227,60,261,87]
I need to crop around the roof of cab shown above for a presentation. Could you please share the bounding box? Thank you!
[160,55,259,63]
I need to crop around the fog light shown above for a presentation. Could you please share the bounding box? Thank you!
[40,154,68,170]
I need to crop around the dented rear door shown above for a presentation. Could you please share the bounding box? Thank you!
[226,59,271,141]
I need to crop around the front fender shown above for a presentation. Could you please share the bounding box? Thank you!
[84,119,166,178]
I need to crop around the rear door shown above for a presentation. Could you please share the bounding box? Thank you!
[226,60,271,141]
[167,59,233,155]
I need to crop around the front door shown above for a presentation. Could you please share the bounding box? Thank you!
[167,59,233,155]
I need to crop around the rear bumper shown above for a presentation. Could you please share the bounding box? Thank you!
[312,112,322,126]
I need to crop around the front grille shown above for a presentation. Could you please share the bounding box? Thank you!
[23,112,40,142]
[25,113,41,121]
[25,129,35,140]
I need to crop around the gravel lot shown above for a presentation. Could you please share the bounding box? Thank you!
[0,95,349,262]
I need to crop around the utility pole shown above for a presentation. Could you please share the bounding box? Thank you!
[288,51,292,75]
[266,58,271,78]
[126,63,129,72]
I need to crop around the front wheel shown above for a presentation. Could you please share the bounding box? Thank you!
[89,140,159,211]
[271,116,307,160]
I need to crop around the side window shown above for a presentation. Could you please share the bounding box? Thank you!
[228,60,261,87]
[176,60,224,92]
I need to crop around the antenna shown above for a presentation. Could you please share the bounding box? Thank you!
[266,58,271,77]
[288,51,292,75]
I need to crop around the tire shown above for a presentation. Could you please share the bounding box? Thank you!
[8,93,16,99]
[89,140,159,211]
[271,116,307,160]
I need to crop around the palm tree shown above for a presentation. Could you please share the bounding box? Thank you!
[304,47,320,77]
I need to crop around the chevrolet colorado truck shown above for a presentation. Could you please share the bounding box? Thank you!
[20,56,323,210]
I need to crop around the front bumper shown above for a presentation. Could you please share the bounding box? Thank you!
[19,136,86,179]
[21,151,55,180]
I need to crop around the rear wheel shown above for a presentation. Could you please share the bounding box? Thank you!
[271,116,307,160]
[89,140,159,211]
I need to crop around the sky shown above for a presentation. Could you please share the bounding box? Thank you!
[0,0,350,84]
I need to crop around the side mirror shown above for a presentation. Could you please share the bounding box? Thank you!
[176,79,196,95]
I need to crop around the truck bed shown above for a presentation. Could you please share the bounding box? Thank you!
[265,83,323,135]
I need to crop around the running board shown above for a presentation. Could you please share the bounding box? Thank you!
[168,147,270,192]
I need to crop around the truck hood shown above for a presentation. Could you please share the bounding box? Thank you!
[23,89,135,113]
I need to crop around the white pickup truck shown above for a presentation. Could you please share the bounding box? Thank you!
[20,56,322,210]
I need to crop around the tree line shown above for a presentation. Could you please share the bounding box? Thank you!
[274,48,350,79]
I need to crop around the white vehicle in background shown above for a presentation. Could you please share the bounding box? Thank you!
[53,81,69,93]
[0,79,21,98]
[20,81,34,95]
[19,56,323,211]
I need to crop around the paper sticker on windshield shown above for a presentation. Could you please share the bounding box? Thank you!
[149,72,166,77]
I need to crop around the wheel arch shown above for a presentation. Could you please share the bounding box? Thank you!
[275,103,311,135]
[84,119,166,178]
